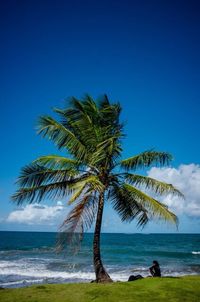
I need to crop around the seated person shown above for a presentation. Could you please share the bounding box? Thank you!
[149,260,161,277]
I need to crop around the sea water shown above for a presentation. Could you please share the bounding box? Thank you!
[0,231,200,288]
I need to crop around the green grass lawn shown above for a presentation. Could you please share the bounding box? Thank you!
[0,276,199,302]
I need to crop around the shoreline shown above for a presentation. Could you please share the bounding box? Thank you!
[1,273,200,289]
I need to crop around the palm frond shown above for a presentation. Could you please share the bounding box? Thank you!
[37,116,87,160]
[67,183,87,205]
[68,176,105,205]
[12,166,104,206]
[55,96,100,146]
[124,173,184,198]
[109,184,149,227]
[15,163,79,188]
[12,173,91,205]
[90,137,121,167]
[57,193,98,253]
[33,155,78,170]
[12,181,73,205]
[121,150,173,171]
[123,184,178,226]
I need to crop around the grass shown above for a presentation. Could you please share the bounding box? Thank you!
[0,276,199,302]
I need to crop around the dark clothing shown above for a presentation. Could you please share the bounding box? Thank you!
[128,275,143,281]
[149,264,161,277]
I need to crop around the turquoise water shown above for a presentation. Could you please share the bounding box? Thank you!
[0,231,200,288]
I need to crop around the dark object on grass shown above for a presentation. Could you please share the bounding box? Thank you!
[149,260,161,277]
[128,274,143,281]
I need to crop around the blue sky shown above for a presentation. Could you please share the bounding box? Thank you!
[0,0,200,233]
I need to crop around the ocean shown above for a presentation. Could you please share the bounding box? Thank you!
[0,231,200,288]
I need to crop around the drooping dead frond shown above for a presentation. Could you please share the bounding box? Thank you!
[57,193,98,253]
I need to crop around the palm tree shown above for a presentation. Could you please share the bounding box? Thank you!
[12,95,183,283]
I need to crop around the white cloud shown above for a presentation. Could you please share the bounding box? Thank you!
[147,164,200,217]
[7,201,64,225]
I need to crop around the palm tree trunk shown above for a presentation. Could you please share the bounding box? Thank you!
[93,193,113,283]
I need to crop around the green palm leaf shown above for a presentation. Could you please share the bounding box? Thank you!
[123,183,178,226]
[109,184,149,226]
[54,96,101,148]
[33,155,78,169]
[121,150,173,171]
[15,163,79,188]
[124,173,184,197]
[68,176,105,205]
[12,181,73,205]
[90,137,121,167]
[67,183,87,205]
[37,116,87,160]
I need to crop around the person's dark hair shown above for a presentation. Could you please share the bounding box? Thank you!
[153,260,159,266]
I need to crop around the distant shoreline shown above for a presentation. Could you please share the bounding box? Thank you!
[0,230,200,234]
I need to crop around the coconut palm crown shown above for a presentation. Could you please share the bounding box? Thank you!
[12,95,183,283]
